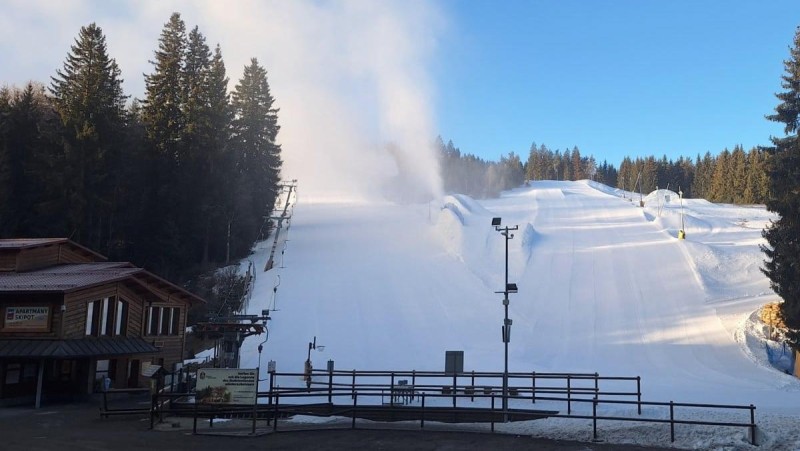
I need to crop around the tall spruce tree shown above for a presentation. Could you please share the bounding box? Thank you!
[180,25,213,265]
[200,44,233,265]
[141,12,188,276]
[50,23,127,251]
[230,58,282,258]
[762,26,800,349]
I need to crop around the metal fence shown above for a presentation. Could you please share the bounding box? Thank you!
[147,369,758,446]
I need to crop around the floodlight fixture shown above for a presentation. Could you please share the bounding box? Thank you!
[506,283,518,294]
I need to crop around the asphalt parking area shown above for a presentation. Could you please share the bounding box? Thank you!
[0,399,674,451]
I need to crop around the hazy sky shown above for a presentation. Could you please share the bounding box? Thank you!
[1,0,798,172]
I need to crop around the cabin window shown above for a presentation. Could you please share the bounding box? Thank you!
[171,307,180,335]
[160,307,170,335]
[86,297,125,337]
[114,299,128,336]
[146,306,180,336]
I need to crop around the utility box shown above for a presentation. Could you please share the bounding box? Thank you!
[445,351,464,374]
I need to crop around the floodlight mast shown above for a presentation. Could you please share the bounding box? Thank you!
[492,217,519,421]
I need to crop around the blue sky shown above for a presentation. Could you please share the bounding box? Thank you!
[434,1,799,165]
[1,1,798,170]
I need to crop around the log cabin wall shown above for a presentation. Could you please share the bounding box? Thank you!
[63,285,120,339]
[0,251,16,271]
[141,298,188,369]
[63,282,190,369]
[15,245,61,272]
[3,241,102,273]
[118,285,144,336]
[56,244,102,264]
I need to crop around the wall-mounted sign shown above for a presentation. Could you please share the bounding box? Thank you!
[196,368,258,405]
[3,306,50,332]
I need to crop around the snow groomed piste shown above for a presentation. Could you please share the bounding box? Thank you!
[234,180,800,449]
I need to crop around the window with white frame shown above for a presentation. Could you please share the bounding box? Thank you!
[85,297,128,337]
[146,306,180,336]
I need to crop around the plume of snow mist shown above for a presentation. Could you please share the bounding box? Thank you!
[198,0,446,203]
[1,0,446,203]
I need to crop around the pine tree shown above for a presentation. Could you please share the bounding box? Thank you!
[641,156,658,194]
[677,156,694,198]
[710,149,731,202]
[143,13,186,161]
[202,44,233,265]
[617,157,633,192]
[730,145,747,203]
[525,142,538,181]
[762,25,800,349]
[50,23,127,251]
[744,148,769,203]
[694,152,714,199]
[561,148,572,181]
[179,26,213,265]
[141,12,188,276]
[571,146,584,180]
[230,58,282,258]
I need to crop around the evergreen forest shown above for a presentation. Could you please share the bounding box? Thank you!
[0,14,282,285]
[439,139,770,205]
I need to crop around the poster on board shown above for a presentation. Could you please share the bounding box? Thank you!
[195,368,258,405]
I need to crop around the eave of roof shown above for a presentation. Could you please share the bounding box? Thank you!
[0,239,206,305]
[0,265,142,292]
[0,337,160,358]
[131,271,206,305]
[0,238,67,249]
[0,238,107,261]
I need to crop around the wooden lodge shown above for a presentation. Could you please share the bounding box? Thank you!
[0,238,204,407]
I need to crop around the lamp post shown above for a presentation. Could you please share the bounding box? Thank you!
[492,217,518,420]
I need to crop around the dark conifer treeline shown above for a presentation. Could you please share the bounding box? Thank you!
[437,136,524,198]
[439,135,769,205]
[616,147,769,203]
[524,143,612,186]
[0,14,282,283]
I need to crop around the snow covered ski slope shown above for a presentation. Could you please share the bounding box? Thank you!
[236,180,800,448]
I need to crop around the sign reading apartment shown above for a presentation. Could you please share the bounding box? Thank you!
[195,368,258,405]
[4,306,50,331]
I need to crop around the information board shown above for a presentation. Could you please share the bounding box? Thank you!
[195,368,258,405]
